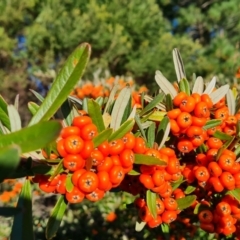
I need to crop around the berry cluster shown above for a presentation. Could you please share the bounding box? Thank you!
[197,195,240,235]
[34,115,136,203]
[120,145,184,228]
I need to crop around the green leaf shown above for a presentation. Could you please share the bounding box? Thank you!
[146,190,157,219]
[148,111,166,122]
[171,176,185,191]
[184,185,196,194]
[0,146,20,183]
[87,99,105,132]
[203,76,216,95]
[7,105,22,132]
[203,119,222,130]
[103,84,119,114]
[172,48,186,82]
[14,94,19,111]
[209,84,229,105]
[48,160,64,182]
[147,122,156,148]
[179,78,190,95]
[165,93,173,111]
[59,99,74,126]
[0,107,10,130]
[46,195,68,240]
[139,93,164,117]
[110,86,131,130]
[128,169,140,175]
[135,220,146,232]
[213,130,232,141]
[234,145,240,157]
[29,43,91,126]
[121,96,132,124]
[0,207,22,217]
[134,114,147,140]
[155,70,177,98]
[0,95,8,113]
[0,121,61,153]
[216,136,234,161]
[68,95,83,108]
[66,174,74,192]
[176,195,197,210]
[134,154,167,166]
[29,89,44,102]
[92,128,113,148]
[227,188,240,202]
[156,117,170,148]
[28,102,40,115]
[226,89,236,115]
[10,179,33,240]
[192,76,204,94]
[108,119,135,142]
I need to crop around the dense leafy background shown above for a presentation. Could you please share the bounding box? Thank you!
[1,0,239,91]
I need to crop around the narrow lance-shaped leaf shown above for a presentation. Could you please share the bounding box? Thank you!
[120,96,132,124]
[14,94,19,111]
[179,78,190,96]
[192,76,204,94]
[148,111,166,122]
[0,107,11,130]
[10,179,33,240]
[134,154,167,166]
[128,105,137,120]
[109,119,135,142]
[68,95,83,107]
[0,95,8,113]
[165,94,173,112]
[139,93,164,116]
[0,146,20,183]
[203,76,216,95]
[0,121,62,153]
[29,89,44,102]
[46,195,68,240]
[103,84,119,114]
[92,128,113,148]
[209,84,229,105]
[146,190,157,219]
[110,86,131,130]
[203,119,222,130]
[213,130,233,141]
[28,102,40,115]
[7,105,22,132]
[227,188,240,202]
[155,70,177,98]
[134,114,147,141]
[87,99,105,132]
[176,195,197,210]
[172,48,186,82]
[147,122,156,148]
[156,116,170,148]
[29,43,91,126]
[226,89,236,115]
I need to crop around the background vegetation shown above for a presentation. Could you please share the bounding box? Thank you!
[0,1,240,239]
[1,0,239,92]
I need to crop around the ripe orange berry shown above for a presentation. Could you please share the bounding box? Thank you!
[176,112,192,128]
[177,139,193,153]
